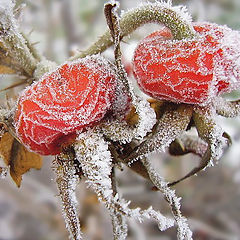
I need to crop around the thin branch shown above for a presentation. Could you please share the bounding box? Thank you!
[141,157,193,240]
[71,2,195,60]
[53,150,82,240]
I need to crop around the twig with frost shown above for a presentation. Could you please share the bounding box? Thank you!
[110,168,128,240]
[126,104,193,165]
[0,0,38,77]
[103,2,156,141]
[0,0,57,83]
[74,129,174,240]
[53,151,82,240]
[71,1,195,60]
[141,157,193,240]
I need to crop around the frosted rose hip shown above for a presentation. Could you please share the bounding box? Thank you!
[133,23,240,105]
[15,56,117,155]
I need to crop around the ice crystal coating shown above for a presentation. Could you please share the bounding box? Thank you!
[133,22,240,105]
[53,155,82,240]
[74,130,174,239]
[127,105,193,165]
[14,55,117,155]
[141,157,193,240]
[0,0,15,30]
[193,106,226,169]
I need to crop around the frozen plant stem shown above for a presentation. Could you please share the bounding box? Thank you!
[141,157,193,240]
[110,168,128,240]
[0,4,39,77]
[71,2,195,60]
[53,151,82,240]
[75,130,174,240]
[104,2,157,140]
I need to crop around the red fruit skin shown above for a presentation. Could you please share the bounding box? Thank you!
[15,56,117,155]
[133,23,240,105]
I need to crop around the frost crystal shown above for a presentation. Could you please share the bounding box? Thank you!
[134,97,157,139]
[193,106,226,169]
[141,157,193,240]
[74,130,174,240]
[133,21,240,106]
[127,105,192,164]
[53,155,82,240]
[14,55,117,155]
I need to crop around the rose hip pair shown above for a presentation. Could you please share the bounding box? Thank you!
[15,22,240,155]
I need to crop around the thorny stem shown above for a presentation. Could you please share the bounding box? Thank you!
[53,150,82,240]
[71,2,195,60]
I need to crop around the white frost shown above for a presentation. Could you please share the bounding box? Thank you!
[74,129,174,239]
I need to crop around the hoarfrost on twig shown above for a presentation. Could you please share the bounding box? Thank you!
[127,104,193,165]
[141,157,193,240]
[74,129,174,240]
[53,153,82,240]
[104,2,157,141]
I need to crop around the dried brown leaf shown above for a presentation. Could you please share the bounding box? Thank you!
[0,132,42,187]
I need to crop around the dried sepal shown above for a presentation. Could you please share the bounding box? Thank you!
[53,150,82,240]
[141,157,193,240]
[104,2,157,141]
[169,134,208,157]
[0,107,42,187]
[126,104,193,164]
[169,106,228,186]
[74,130,174,240]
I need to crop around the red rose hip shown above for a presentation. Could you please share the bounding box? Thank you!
[133,23,240,105]
[15,56,117,155]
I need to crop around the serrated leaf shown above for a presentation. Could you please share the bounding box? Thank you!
[0,132,42,187]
